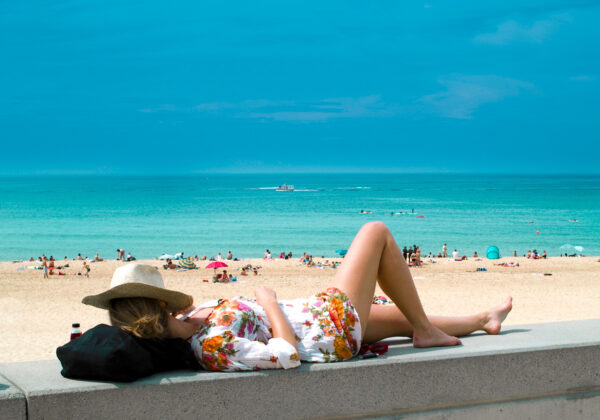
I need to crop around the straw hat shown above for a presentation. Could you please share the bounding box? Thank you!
[82,263,193,312]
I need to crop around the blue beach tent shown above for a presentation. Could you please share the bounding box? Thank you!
[486,246,500,259]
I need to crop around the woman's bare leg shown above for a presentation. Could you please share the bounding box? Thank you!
[363,297,513,343]
[330,222,461,347]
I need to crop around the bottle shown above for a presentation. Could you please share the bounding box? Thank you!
[70,323,82,340]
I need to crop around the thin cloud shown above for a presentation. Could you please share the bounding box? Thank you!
[140,95,397,122]
[474,15,572,45]
[250,95,395,122]
[570,75,596,82]
[420,75,534,119]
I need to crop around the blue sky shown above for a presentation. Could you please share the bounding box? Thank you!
[1,1,599,174]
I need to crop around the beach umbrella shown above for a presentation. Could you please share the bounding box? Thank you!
[560,244,575,256]
[158,254,174,260]
[178,258,196,269]
[205,261,228,273]
[205,261,228,269]
[574,246,585,255]
[335,249,348,256]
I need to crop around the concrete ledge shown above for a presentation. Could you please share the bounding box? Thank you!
[0,319,598,420]
[0,374,26,420]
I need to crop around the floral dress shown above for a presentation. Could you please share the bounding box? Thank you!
[189,287,362,371]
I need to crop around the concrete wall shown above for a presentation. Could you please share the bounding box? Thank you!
[0,375,26,420]
[1,319,599,420]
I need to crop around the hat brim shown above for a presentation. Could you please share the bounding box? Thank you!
[82,283,193,312]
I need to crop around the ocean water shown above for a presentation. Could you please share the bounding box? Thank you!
[0,174,599,260]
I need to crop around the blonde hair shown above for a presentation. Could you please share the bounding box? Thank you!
[109,297,170,339]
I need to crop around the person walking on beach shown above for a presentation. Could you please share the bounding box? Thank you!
[42,257,49,279]
[82,261,90,278]
[83,222,512,373]
[442,243,447,258]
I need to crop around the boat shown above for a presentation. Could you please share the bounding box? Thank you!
[276,184,294,191]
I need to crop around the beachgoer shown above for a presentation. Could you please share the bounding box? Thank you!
[279,252,285,259]
[116,249,125,261]
[216,253,223,261]
[513,251,517,257]
[287,252,292,259]
[412,247,422,267]
[402,246,408,261]
[473,251,478,258]
[526,250,531,259]
[442,244,447,258]
[163,258,177,270]
[76,253,82,261]
[83,223,513,372]
[95,253,104,262]
[83,261,90,278]
[42,257,49,279]
[126,253,136,262]
[226,251,232,260]
[452,249,459,259]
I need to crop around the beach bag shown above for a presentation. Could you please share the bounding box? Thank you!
[56,324,199,382]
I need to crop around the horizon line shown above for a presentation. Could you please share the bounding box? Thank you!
[1,171,600,177]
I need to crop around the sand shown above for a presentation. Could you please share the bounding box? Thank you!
[1,256,599,363]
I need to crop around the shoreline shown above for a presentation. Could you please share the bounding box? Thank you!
[3,254,598,264]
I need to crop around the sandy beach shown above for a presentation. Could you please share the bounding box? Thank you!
[1,256,599,363]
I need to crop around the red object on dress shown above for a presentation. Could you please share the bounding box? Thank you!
[358,342,389,356]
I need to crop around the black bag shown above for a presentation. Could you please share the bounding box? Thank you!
[56,324,200,382]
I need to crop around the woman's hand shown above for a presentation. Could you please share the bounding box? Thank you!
[254,286,278,307]
[254,286,298,352]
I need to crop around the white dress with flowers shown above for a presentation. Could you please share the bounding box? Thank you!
[189,287,362,371]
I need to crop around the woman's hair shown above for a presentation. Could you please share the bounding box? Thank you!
[109,297,170,339]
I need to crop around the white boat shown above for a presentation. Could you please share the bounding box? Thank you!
[276,184,294,191]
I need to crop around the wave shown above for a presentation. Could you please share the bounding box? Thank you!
[334,186,371,190]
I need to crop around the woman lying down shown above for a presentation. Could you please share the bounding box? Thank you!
[82,222,512,372]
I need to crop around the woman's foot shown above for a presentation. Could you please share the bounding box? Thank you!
[482,296,513,335]
[413,325,462,348]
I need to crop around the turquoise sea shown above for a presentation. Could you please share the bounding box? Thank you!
[0,174,599,260]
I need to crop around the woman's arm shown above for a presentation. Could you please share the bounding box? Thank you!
[254,286,299,352]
